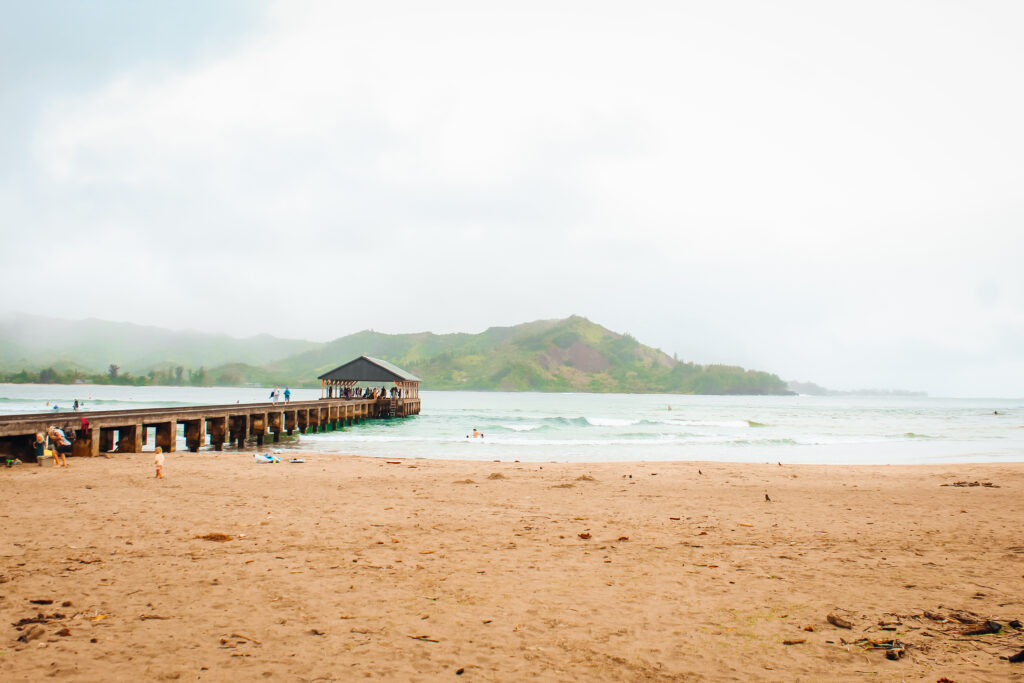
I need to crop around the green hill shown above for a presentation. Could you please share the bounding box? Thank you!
[0,314,792,395]
[266,315,791,395]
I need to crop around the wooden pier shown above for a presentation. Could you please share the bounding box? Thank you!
[0,356,424,462]
[0,396,421,461]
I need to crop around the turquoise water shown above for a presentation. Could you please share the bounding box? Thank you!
[2,384,1022,464]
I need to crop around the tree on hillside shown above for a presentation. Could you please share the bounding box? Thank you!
[108,364,120,380]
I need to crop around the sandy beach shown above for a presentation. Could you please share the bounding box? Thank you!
[2,452,1023,681]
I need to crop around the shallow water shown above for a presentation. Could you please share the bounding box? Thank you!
[3,384,1022,464]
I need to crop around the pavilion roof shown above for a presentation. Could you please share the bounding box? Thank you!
[317,356,421,383]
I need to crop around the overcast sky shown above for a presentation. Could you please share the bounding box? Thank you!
[2,1,1022,397]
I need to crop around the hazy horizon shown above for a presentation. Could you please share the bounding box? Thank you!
[2,2,1022,398]
[1,309,1017,399]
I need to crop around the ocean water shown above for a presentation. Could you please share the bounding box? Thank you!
[2,384,1021,465]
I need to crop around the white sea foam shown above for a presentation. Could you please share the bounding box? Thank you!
[585,417,641,427]
[499,423,542,432]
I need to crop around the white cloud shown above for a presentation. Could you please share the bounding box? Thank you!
[2,0,1023,395]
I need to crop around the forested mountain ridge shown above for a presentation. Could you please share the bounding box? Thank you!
[0,314,792,395]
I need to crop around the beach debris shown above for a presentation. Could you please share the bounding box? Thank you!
[885,646,906,660]
[386,461,402,465]
[948,610,981,624]
[17,625,45,643]
[456,668,465,675]
[962,620,1002,636]
[289,458,305,464]
[782,638,806,645]
[578,532,592,540]
[195,533,233,542]
[698,469,702,475]
[576,474,595,481]
[765,493,771,502]
[941,481,1000,488]
[827,613,854,629]
[617,536,630,542]
[552,483,574,488]
[878,616,901,631]
[14,613,66,627]
[308,628,325,636]
[139,614,170,620]
[56,627,71,637]
[487,472,507,479]
[62,601,73,607]
[409,634,439,643]
[29,599,53,605]
[803,625,815,632]
[1008,649,1024,663]
[1010,619,1022,629]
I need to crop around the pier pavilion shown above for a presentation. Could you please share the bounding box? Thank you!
[318,356,421,402]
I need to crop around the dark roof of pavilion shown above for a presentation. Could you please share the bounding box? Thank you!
[317,356,421,383]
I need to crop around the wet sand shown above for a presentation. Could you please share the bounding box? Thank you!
[2,453,1023,681]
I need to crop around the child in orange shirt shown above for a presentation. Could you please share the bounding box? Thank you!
[154,447,164,479]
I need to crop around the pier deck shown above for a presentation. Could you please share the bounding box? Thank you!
[0,397,420,461]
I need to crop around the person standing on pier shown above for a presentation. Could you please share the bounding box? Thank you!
[284,387,291,403]
[271,385,281,404]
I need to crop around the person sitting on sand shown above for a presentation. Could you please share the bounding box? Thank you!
[154,447,164,479]
[47,426,70,467]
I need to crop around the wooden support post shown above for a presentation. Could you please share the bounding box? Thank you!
[208,417,227,451]
[72,431,98,458]
[155,420,177,453]
[269,412,282,442]
[285,410,296,436]
[229,415,248,449]
[297,409,308,434]
[251,413,266,445]
[184,419,205,452]
[117,424,142,453]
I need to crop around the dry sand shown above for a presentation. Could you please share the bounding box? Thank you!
[2,452,1023,681]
